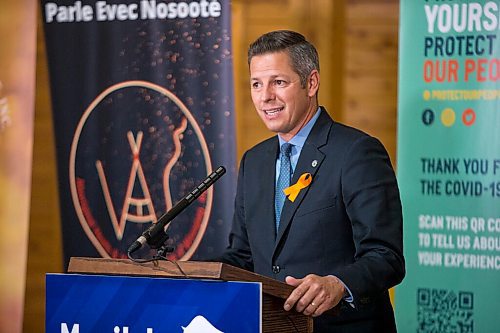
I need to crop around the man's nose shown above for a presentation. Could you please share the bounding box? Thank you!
[261,84,275,102]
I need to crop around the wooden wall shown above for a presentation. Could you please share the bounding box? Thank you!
[343,0,400,164]
[23,13,63,332]
[23,1,399,331]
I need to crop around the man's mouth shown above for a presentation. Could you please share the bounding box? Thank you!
[263,107,284,115]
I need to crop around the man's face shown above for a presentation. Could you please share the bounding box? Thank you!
[249,51,319,141]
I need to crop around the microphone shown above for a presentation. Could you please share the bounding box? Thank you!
[127,165,226,254]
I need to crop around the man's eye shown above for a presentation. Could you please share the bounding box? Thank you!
[275,80,285,86]
[252,82,261,89]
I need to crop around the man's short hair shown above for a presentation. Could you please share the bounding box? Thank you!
[247,30,320,88]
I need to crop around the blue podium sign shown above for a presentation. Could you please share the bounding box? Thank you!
[46,274,261,333]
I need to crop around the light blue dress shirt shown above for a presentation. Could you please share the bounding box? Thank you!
[275,107,322,182]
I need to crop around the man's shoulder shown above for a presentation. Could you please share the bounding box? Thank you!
[325,121,393,166]
[317,119,390,162]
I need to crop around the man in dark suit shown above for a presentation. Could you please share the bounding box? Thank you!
[219,30,405,332]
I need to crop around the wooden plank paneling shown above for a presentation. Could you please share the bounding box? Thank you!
[23,12,63,333]
[343,0,399,165]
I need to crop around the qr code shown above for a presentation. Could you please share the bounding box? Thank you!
[417,288,473,333]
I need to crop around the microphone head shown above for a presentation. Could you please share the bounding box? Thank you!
[215,165,226,175]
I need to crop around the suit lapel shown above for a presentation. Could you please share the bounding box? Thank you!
[274,109,333,251]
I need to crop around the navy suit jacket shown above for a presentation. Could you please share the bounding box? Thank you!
[220,108,405,332]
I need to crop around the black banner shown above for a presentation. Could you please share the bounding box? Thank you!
[41,0,236,266]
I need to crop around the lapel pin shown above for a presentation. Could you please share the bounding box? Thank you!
[283,173,312,202]
[312,160,318,167]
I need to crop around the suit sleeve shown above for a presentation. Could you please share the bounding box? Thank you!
[215,151,254,271]
[334,135,405,303]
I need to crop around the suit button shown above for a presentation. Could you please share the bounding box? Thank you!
[272,265,280,274]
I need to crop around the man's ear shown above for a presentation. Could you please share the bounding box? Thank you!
[307,70,320,97]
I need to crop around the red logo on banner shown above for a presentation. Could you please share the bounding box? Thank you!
[462,108,476,126]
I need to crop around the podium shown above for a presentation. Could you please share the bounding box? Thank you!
[52,257,313,332]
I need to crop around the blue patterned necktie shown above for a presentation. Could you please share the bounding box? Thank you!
[275,142,293,231]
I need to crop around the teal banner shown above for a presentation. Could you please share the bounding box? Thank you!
[396,1,499,332]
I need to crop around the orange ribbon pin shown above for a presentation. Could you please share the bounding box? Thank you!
[283,173,312,202]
